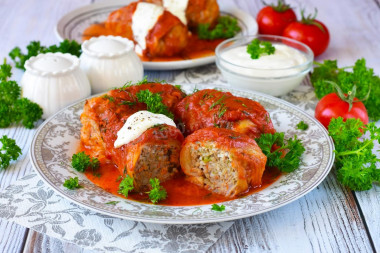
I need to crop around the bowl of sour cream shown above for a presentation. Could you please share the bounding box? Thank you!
[215,35,313,96]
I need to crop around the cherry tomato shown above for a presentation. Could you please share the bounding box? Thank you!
[282,10,329,56]
[315,93,369,129]
[256,1,296,36]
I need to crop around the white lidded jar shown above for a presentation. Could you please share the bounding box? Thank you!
[80,36,144,94]
[21,52,91,119]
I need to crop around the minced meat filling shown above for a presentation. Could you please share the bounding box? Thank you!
[134,144,180,191]
[189,142,238,196]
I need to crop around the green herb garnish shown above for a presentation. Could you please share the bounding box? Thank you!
[311,58,380,121]
[296,121,309,130]
[210,95,226,109]
[71,152,99,173]
[211,204,225,212]
[198,16,241,40]
[247,39,276,59]
[147,178,167,204]
[328,117,379,191]
[118,175,134,198]
[218,104,228,118]
[9,40,81,70]
[136,90,173,119]
[102,95,115,102]
[0,135,22,170]
[0,60,43,129]
[120,101,136,106]
[256,132,305,173]
[63,177,81,190]
[105,201,120,205]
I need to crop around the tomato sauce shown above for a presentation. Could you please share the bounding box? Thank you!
[174,89,276,138]
[84,158,281,206]
[82,23,224,62]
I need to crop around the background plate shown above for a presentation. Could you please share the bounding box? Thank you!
[55,0,257,70]
[30,84,334,224]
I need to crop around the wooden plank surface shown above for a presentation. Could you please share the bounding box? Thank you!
[0,0,378,252]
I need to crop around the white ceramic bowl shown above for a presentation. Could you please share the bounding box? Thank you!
[21,53,91,119]
[80,36,144,94]
[215,35,313,96]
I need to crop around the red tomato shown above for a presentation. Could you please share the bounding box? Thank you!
[315,93,369,129]
[283,19,329,57]
[256,4,296,35]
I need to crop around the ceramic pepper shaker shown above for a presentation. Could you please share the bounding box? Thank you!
[80,35,144,94]
[21,52,91,119]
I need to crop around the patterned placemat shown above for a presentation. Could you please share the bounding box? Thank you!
[0,173,233,252]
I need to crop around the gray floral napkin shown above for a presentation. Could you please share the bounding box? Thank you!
[0,173,233,252]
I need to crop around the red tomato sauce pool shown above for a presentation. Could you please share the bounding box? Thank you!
[84,160,282,206]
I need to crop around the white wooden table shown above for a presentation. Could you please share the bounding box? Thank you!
[0,0,379,252]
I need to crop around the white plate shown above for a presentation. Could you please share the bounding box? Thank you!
[55,0,257,70]
[30,84,334,224]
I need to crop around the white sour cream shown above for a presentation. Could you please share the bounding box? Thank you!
[163,0,189,25]
[114,110,176,148]
[220,44,307,77]
[132,3,164,55]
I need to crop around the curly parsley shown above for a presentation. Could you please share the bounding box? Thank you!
[297,121,309,130]
[71,152,99,173]
[198,16,241,40]
[247,39,276,59]
[0,135,22,170]
[256,132,305,173]
[328,117,379,191]
[0,60,43,129]
[211,204,225,212]
[63,177,81,190]
[118,175,134,198]
[136,90,174,119]
[147,178,167,204]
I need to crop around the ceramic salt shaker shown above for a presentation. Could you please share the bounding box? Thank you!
[80,36,144,94]
[21,52,91,119]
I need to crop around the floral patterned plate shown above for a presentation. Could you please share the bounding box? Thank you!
[30,84,334,224]
[55,0,257,70]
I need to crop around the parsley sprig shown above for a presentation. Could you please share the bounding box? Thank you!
[0,60,43,129]
[256,132,305,173]
[63,177,81,190]
[136,90,174,119]
[71,152,99,173]
[118,175,134,198]
[0,135,22,170]
[198,16,241,40]
[9,40,81,70]
[328,117,379,191]
[296,121,309,130]
[311,58,380,121]
[147,178,167,204]
[211,204,225,212]
[247,39,276,59]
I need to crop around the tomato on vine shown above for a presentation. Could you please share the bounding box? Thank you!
[283,9,329,56]
[315,82,369,129]
[256,0,297,36]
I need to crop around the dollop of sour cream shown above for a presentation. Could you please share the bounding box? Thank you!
[220,44,307,77]
[132,3,164,55]
[162,0,189,25]
[114,110,176,148]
